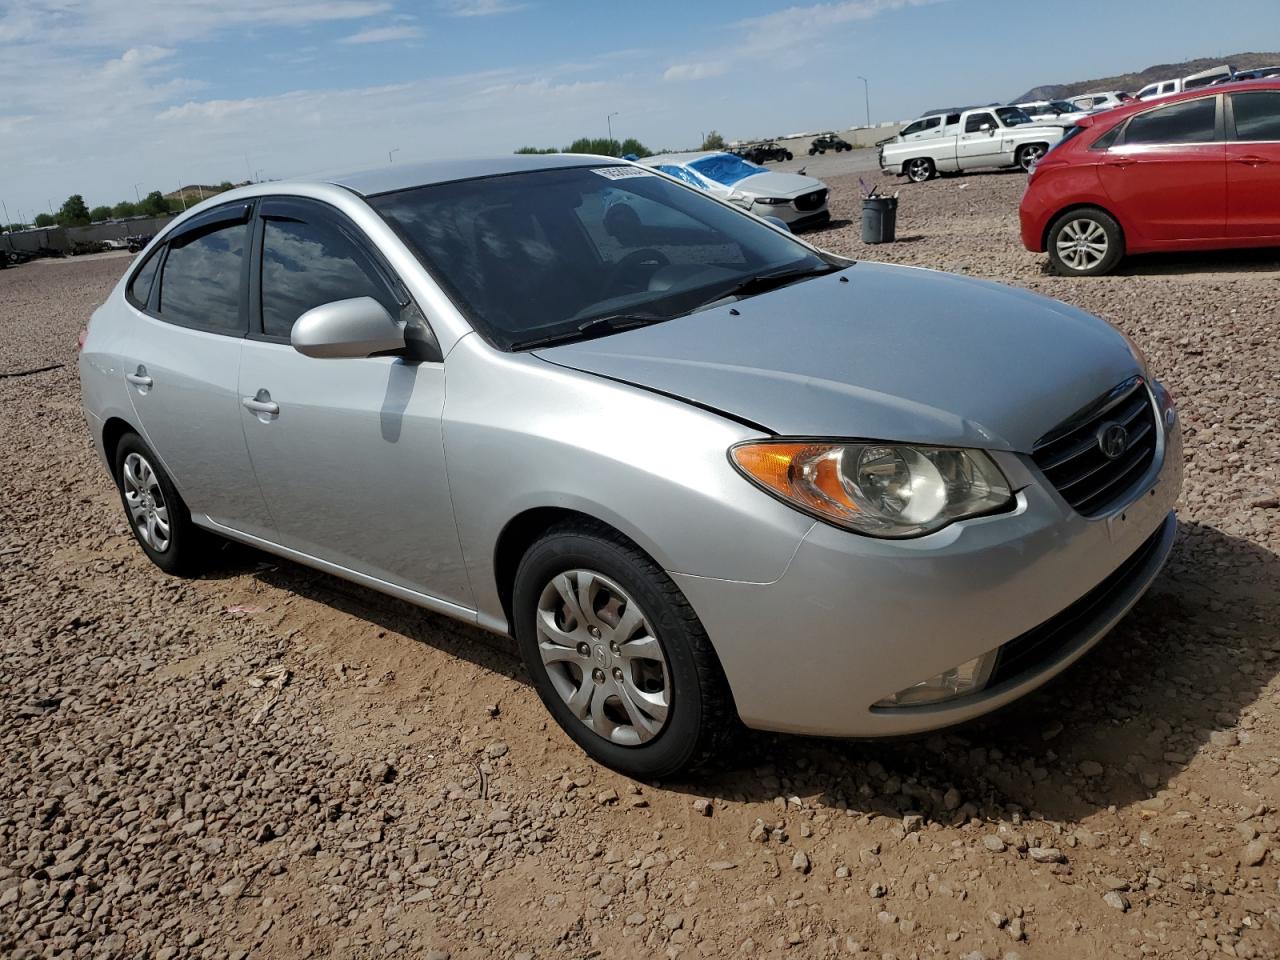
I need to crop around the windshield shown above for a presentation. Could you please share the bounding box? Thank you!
[370,165,832,351]
[688,153,766,186]
[1050,100,1081,113]
[996,106,1034,126]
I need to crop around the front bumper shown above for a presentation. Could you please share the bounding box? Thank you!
[675,402,1182,738]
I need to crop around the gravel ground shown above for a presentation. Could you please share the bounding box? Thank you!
[2,174,1278,960]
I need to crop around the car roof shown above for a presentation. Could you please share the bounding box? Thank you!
[328,153,623,196]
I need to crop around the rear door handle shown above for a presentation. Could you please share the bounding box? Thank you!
[1105,157,1138,168]
[242,389,279,416]
[126,365,152,389]
[1233,155,1269,166]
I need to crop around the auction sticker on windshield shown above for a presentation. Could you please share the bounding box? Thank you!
[591,166,653,179]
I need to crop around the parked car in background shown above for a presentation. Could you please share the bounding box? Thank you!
[644,152,830,230]
[1222,67,1280,83]
[731,141,793,164]
[1021,81,1280,276]
[898,110,961,141]
[1015,99,1087,120]
[79,153,1182,777]
[1067,91,1133,112]
[809,132,852,154]
[880,106,1066,182]
[1136,65,1232,100]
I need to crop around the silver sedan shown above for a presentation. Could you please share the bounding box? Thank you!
[79,154,1181,778]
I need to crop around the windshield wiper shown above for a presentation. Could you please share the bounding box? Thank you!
[695,263,840,310]
[509,313,669,351]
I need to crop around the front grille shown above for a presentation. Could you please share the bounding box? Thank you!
[1032,377,1158,517]
[794,189,828,212]
[986,517,1168,687]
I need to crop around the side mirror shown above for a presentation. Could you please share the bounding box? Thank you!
[761,215,792,233]
[291,297,405,359]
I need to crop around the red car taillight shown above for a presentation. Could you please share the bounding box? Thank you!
[77,324,88,351]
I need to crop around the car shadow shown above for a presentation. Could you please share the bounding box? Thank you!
[675,520,1279,824]
[1113,247,1280,276]
[194,519,1277,825]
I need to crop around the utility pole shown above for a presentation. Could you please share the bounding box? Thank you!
[857,76,871,127]
[1,199,9,226]
[388,148,400,163]
[607,112,619,153]
[133,183,142,203]
[177,181,187,211]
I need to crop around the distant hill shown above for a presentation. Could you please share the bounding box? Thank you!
[1013,51,1280,101]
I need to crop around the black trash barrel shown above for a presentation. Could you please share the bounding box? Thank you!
[861,196,898,244]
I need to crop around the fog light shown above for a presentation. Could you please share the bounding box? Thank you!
[874,651,997,708]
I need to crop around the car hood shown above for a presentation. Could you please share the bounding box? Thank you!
[534,262,1141,452]
[730,171,826,198]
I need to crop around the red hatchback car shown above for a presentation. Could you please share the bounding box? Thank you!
[1021,80,1280,275]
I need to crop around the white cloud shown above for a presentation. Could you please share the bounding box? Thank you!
[662,61,729,82]
[340,24,424,43]
[438,0,527,16]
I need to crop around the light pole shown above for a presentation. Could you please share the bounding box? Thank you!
[607,112,619,153]
[1,199,9,226]
[133,183,142,202]
[388,148,400,163]
[856,76,871,128]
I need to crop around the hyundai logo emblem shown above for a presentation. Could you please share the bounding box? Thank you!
[1096,421,1128,460]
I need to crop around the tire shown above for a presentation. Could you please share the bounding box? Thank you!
[114,433,207,576]
[784,151,793,160]
[513,521,734,779]
[1046,208,1125,277]
[808,148,816,156]
[905,157,935,183]
[1017,142,1049,172]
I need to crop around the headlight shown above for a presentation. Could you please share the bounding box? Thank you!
[730,440,1013,538]
[752,197,788,205]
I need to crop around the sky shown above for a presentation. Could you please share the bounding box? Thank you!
[2,0,1277,219]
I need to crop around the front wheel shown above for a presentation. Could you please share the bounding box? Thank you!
[784,151,793,161]
[905,157,935,182]
[1046,208,1125,276]
[513,522,734,778]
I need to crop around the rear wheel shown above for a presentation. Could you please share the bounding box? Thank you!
[513,521,734,778]
[1018,143,1049,172]
[784,151,793,161]
[905,157,935,183]
[1046,208,1125,276]
[114,433,207,576]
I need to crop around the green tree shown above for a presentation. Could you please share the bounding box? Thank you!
[57,194,91,226]
[618,138,652,158]
[89,205,113,222]
[34,213,57,227]
[218,181,234,191]
[140,190,169,217]
[700,130,726,151]
[4,223,28,233]
[514,146,559,154]
[112,200,138,218]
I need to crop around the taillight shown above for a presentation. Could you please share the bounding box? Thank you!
[77,325,88,351]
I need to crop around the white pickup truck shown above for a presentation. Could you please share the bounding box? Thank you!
[879,106,1067,183]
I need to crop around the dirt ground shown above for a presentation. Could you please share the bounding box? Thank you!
[2,171,1278,960]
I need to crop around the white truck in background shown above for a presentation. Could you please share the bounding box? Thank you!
[1136,64,1233,99]
[879,106,1067,183]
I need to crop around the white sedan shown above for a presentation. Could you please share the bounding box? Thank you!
[642,152,830,231]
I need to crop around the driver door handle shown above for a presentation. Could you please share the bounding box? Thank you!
[1105,157,1138,169]
[242,389,279,416]
[1233,155,1269,166]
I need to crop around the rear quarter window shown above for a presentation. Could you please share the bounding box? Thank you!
[126,248,162,309]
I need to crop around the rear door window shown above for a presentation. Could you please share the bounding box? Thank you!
[157,221,247,334]
[1123,97,1217,145]
[259,216,398,339]
[1231,91,1280,141]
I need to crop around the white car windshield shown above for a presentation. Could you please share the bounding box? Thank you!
[688,153,766,186]
[371,165,835,351]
